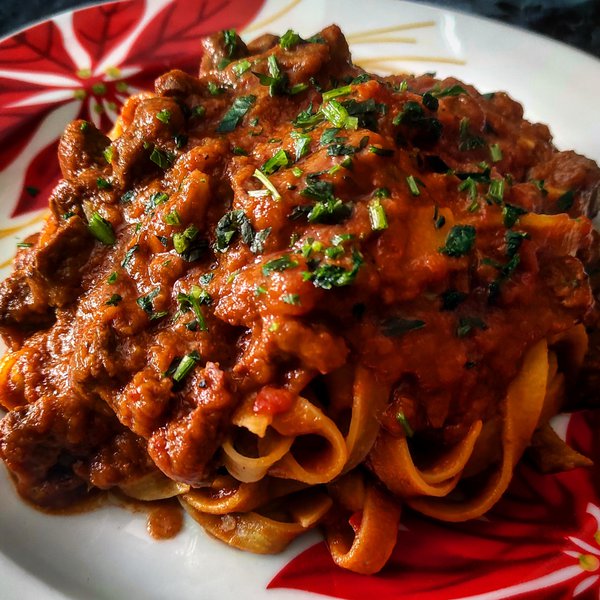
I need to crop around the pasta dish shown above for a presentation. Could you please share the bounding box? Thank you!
[0,25,599,574]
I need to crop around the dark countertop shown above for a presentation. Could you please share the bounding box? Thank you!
[0,0,598,58]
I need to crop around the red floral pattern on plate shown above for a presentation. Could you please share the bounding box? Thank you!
[270,411,600,599]
[0,0,264,217]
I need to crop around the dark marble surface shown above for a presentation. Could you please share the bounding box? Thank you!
[0,0,598,58]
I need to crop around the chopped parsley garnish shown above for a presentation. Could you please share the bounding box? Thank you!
[214,209,270,254]
[121,244,138,268]
[97,177,112,190]
[369,145,394,156]
[147,192,169,212]
[156,109,171,124]
[172,225,206,261]
[290,131,311,160]
[406,175,421,196]
[557,189,574,212]
[150,146,175,169]
[255,285,267,296]
[380,317,426,337]
[262,254,299,276]
[136,288,160,315]
[253,169,281,200]
[103,147,114,164]
[421,92,439,111]
[373,187,390,198]
[396,412,414,437]
[458,177,478,200]
[281,293,300,305]
[261,149,290,175]
[120,190,135,204]
[458,117,485,151]
[502,203,527,228]
[393,100,441,142]
[280,29,301,50]
[457,316,488,338]
[301,174,334,201]
[488,179,505,202]
[207,82,223,96]
[164,210,181,226]
[88,212,115,245]
[16,241,32,248]
[506,230,530,258]
[489,143,503,162]
[322,85,353,101]
[107,271,118,284]
[105,293,122,306]
[192,105,206,119]
[368,198,388,231]
[223,29,238,57]
[254,55,287,96]
[293,103,324,130]
[441,289,467,310]
[431,84,467,98]
[172,351,201,383]
[322,100,358,130]
[216,95,256,133]
[177,286,210,331]
[307,197,352,224]
[342,99,386,130]
[232,59,252,77]
[439,225,476,257]
[292,166,303,177]
[304,249,363,290]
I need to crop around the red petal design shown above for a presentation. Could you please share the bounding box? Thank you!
[72,0,147,71]
[269,410,600,599]
[123,0,265,75]
[0,21,77,77]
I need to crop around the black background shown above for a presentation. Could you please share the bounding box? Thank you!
[0,0,598,58]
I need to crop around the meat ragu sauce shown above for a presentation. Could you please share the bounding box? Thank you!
[0,25,599,562]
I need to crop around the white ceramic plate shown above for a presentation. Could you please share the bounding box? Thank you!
[0,1,599,599]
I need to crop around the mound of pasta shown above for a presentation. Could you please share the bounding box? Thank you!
[1,25,600,574]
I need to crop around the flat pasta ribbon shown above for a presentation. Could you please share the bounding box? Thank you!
[409,338,549,521]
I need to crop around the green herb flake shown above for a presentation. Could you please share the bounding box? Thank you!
[88,212,116,245]
[502,203,527,228]
[396,411,414,437]
[439,225,476,257]
[97,177,112,190]
[150,147,175,169]
[156,109,171,124]
[322,85,353,101]
[217,95,256,133]
[172,351,201,383]
[406,174,421,196]
[232,59,252,77]
[121,244,139,268]
[488,179,505,202]
[262,255,299,276]
[458,176,478,200]
[457,316,488,338]
[369,145,394,157]
[261,149,290,175]
[107,271,118,284]
[281,293,300,305]
[253,169,281,200]
[489,143,503,162]
[136,288,160,315]
[103,147,114,164]
[16,241,32,248]
[280,29,301,50]
[368,198,388,231]
[322,100,358,130]
[164,210,181,226]
[105,293,122,306]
